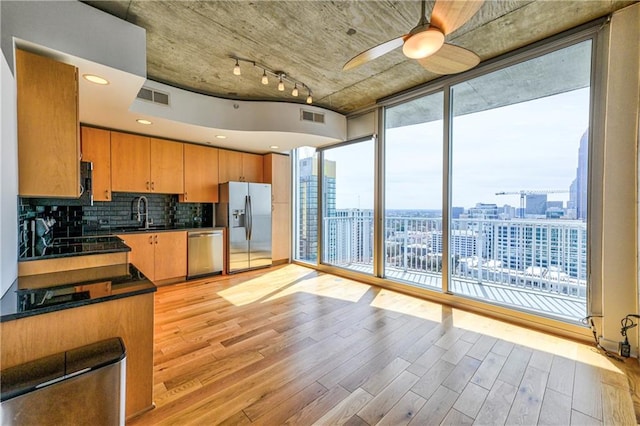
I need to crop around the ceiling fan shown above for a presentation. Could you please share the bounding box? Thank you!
[343,0,484,75]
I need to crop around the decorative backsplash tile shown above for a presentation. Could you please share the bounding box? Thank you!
[18,194,213,258]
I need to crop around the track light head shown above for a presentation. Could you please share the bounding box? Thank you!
[261,69,268,85]
[292,84,299,97]
[233,59,241,76]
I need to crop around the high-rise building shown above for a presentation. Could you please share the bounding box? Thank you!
[575,130,588,220]
[526,194,547,215]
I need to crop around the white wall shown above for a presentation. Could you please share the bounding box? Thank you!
[1,51,18,297]
[600,3,640,350]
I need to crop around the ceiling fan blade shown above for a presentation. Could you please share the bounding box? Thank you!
[430,0,484,36]
[417,43,480,74]
[343,36,406,71]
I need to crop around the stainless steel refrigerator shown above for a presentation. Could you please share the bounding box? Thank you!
[217,182,272,273]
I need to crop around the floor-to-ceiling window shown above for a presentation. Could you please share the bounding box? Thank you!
[384,92,443,289]
[449,40,591,321]
[292,33,595,324]
[320,139,375,274]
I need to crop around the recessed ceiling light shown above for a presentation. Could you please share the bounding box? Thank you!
[136,119,152,125]
[270,145,280,149]
[83,74,109,85]
[215,135,227,139]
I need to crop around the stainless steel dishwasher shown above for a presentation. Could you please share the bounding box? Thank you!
[188,229,223,278]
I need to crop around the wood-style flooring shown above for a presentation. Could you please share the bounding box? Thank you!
[129,264,637,425]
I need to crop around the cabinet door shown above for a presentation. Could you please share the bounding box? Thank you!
[17,49,80,197]
[271,202,290,262]
[218,149,243,183]
[150,138,184,194]
[242,153,264,183]
[263,153,290,203]
[81,127,111,201]
[111,132,150,192]
[181,144,219,203]
[154,232,187,281]
[117,233,155,281]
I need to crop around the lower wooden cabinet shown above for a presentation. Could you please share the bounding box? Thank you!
[117,231,187,282]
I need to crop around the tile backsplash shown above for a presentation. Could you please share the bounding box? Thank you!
[19,194,213,257]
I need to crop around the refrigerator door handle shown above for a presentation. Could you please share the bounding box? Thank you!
[247,195,253,240]
[244,195,250,240]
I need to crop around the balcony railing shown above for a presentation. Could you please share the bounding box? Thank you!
[322,214,587,321]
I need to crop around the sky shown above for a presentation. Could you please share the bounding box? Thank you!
[315,87,590,211]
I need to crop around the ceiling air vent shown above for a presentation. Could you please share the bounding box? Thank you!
[136,87,170,106]
[300,109,325,124]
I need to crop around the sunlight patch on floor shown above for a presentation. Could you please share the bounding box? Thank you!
[264,272,371,304]
[217,265,313,306]
[369,289,445,323]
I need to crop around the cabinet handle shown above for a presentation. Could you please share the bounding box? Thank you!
[154,235,158,244]
[184,192,188,201]
[146,181,150,190]
[151,181,155,191]
[105,190,110,200]
[149,236,153,244]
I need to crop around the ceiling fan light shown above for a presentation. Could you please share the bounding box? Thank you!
[402,27,445,59]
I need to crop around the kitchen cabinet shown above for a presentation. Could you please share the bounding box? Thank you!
[16,48,80,198]
[111,132,150,192]
[263,153,291,263]
[218,149,263,183]
[150,137,184,193]
[179,144,219,203]
[117,231,187,282]
[111,132,184,194]
[263,153,290,203]
[81,126,111,201]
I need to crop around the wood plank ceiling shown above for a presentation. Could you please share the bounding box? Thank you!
[82,1,634,115]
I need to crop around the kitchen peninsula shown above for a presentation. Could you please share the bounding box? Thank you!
[0,236,156,419]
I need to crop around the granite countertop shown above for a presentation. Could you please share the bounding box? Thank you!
[19,235,130,262]
[0,263,156,322]
[86,225,225,236]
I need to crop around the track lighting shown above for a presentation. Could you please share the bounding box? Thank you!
[230,56,313,104]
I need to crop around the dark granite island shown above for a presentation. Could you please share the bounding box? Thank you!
[1,236,156,420]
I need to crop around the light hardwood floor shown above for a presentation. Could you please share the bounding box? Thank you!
[129,264,638,425]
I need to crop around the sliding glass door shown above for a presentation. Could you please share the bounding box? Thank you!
[320,139,375,274]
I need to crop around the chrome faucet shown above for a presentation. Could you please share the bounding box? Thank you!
[136,196,150,229]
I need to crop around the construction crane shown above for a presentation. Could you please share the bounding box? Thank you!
[495,189,570,216]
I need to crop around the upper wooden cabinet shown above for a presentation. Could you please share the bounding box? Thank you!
[111,132,184,194]
[81,127,111,201]
[111,132,150,192]
[179,144,219,203]
[263,153,291,203]
[150,138,184,194]
[218,149,263,183]
[16,49,80,197]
